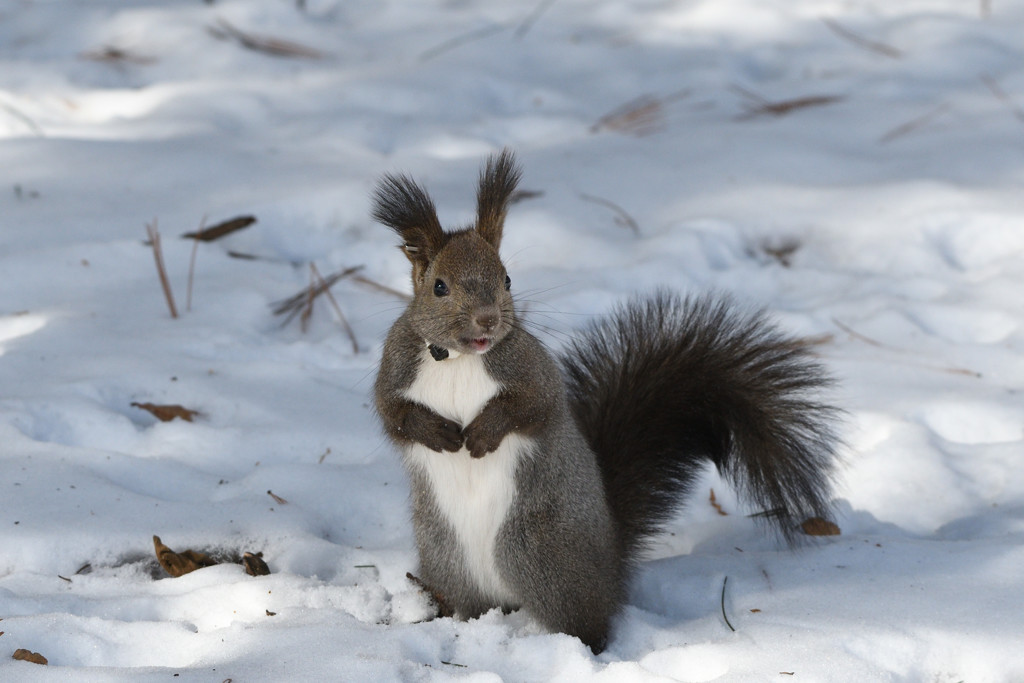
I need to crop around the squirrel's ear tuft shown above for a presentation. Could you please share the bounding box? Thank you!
[372,173,446,275]
[476,148,521,249]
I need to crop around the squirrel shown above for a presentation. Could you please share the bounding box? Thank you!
[372,149,839,654]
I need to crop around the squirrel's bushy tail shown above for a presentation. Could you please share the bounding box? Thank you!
[561,291,839,560]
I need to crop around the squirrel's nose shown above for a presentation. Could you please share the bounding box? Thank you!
[474,308,500,332]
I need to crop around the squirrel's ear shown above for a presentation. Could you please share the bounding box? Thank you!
[372,173,446,279]
[475,148,521,249]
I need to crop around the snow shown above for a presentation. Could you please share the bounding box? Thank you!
[2,0,1023,680]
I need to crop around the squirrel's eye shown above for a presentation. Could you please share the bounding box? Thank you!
[504,274,511,291]
[433,279,449,297]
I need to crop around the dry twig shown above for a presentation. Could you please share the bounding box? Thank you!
[579,193,640,235]
[878,103,950,143]
[832,317,885,347]
[145,220,179,319]
[515,0,557,39]
[352,274,411,301]
[822,18,902,59]
[419,24,505,62]
[1,100,44,137]
[311,263,360,353]
[272,265,365,327]
[186,216,205,312]
[733,85,844,120]
[209,18,325,59]
[832,317,981,377]
[301,265,315,332]
[758,237,801,268]
[980,74,1024,122]
[80,46,157,65]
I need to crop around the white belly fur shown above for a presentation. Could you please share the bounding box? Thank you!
[402,348,528,604]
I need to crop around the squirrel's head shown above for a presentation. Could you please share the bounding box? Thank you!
[372,149,521,356]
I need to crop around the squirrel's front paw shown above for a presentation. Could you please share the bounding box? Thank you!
[462,420,508,459]
[422,418,464,453]
[402,409,463,452]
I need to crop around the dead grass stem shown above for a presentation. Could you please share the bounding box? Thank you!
[579,193,640,235]
[146,220,179,319]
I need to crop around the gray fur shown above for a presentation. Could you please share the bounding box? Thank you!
[371,150,839,654]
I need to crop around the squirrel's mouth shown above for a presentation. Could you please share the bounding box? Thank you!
[466,337,492,353]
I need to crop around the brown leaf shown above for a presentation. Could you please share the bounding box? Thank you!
[801,517,841,536]
[182,215,257,242]
[243,551,271,577]
[153,535,218,577]
[132,402,200,423]
[709,488,728,516]
[12,649,48,665]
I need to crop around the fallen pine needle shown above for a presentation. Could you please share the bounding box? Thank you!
[209,18,325,59]
[721,576,736,632]
[591,90,691,136]
[833,317,981,376]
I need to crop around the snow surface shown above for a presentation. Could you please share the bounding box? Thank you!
[2,0,1023,680]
